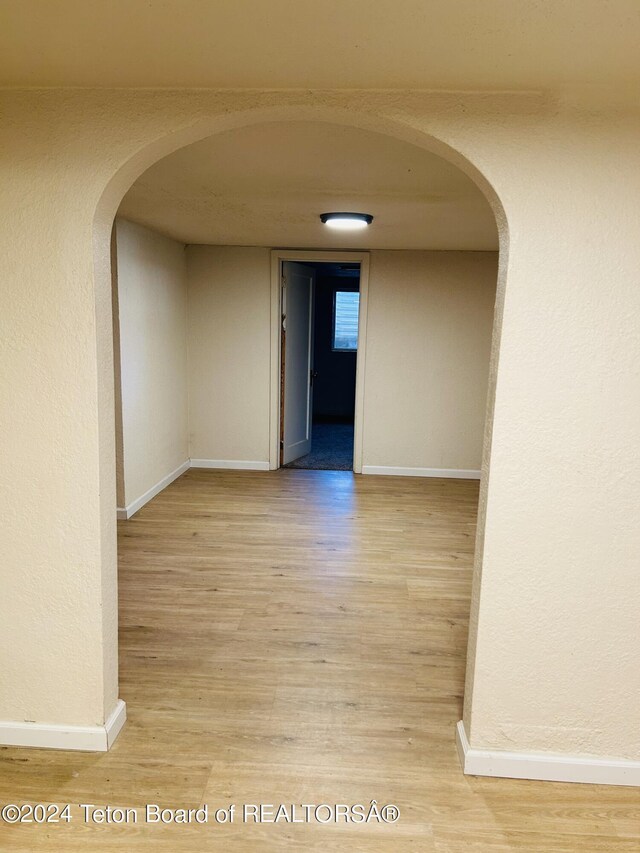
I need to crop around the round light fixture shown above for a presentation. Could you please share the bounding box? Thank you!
[320,212,373,231]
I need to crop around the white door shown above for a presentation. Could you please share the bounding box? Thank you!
[281,261,315,465]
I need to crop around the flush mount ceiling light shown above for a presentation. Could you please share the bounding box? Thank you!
[320,212,373,231]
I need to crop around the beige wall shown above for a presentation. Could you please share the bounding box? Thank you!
[115,218,189,508]
[464,126,640,760]
[186,246,271,464]
[363,251,497,471]
[185,246,496,471]
[1,89,639,771]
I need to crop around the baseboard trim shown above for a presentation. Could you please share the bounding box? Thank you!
[117,460,190,520]
[362,465,481,480]
[190,459,270,471]
[456,721,640,787]
[0,700,126,752]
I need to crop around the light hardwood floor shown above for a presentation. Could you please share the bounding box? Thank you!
[1,469,638,851]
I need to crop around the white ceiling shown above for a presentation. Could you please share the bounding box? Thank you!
[118,121,498,250]
[1,1,638,93]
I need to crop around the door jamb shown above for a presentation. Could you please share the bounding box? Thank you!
[269,250,370,473]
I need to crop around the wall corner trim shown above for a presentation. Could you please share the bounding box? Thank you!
[456,721,640,787]
[362,466,481,479]
[117,460,190,519]
[190,459,270,471]
[0,700,127,753]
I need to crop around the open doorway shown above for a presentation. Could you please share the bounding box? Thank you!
[275,253,368,472]
[94,115,506,824]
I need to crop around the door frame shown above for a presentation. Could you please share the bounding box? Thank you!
[269,249,370,473]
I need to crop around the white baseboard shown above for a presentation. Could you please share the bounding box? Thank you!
[190,459,270,471]
[0,700,126,752]
[456,720,640,787]
[362,465,481,480]
[117,460,190,520]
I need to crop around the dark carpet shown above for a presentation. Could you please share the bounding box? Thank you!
[284,422,354,470]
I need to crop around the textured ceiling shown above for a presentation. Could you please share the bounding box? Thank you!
[1,1,639,93]
[118,121,498,250]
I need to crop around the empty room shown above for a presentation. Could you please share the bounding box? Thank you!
[1,3,639,852]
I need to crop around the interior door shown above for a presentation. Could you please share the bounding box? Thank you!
[281,261,315,465]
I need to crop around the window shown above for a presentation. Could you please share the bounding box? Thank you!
[332,291,360,351]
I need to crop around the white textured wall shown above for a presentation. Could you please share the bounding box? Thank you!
[115,219,189,508]
[363,251,497,471]
[464,125,640,760]
[186,246,272,464]
[1,90,638,766]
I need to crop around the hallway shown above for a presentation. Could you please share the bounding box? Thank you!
[0,469,637,851]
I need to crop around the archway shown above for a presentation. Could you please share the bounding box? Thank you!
[95,105,509,751]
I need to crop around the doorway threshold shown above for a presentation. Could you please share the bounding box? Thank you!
[283,423,354,471]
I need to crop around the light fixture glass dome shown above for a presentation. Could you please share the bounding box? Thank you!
[320,212,373,231]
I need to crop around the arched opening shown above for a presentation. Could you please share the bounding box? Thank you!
[94,108,509,778]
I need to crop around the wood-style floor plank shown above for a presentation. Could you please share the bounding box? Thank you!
[0,469,637,851]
